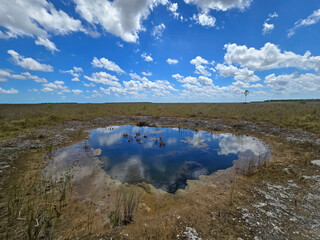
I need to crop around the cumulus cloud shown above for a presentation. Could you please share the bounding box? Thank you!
[172,73,184,80]
[190,56,212,76]
[216,64,260,82]
[142,71,152,76]
[41,80,69,93]
[84,72,121,87]
[288,9,320,37]
[262,12,278,35]
[7,50,53,72]
[184,0,253,12]
[0,0,83,51]
[193,13,216,27]
[73,0,168,43]
[0,70,48,84]
[0,87,18,94]
[262,23,274,35]
[168,2,179,19]
[99,73,177,97]
[224,42,320,73]
[72,89,83,95]
[167,58,179,64]
[84,82,95,87]
[175,74,214,87]
[91,57,125,74]
[0,69,27,82]
[22,72,48,83]
[141,53,153,62]
[35,37,59,52]
[265,72,320,94]
[60,66,83,81]
[152,23,166,39]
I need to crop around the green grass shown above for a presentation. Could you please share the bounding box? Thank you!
[0,102,319,137]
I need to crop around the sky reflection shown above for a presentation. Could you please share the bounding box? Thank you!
[84,125,270,193]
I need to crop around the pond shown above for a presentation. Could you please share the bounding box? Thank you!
[48,125,270,193]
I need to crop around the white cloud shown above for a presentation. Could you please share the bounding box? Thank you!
[175,75,214,87]
[190,56,212,76]
[262,12,278,35]
[141,53,153,62]
[41,80,69,93]
[142,71,152,76]
[72,89,83,95]
[99,73,177,97]
[84,82,95,87]
[152,23,166,39]
[84,72,120,87]
[0,87,18,94]
[0,0,83,51]
[172,73,184,80]
[198,76,213,86]
[262,22,274,35]
[0,69,27,82]
[22,72,48,83]
[184,0,253,12]
[265,72,320,94]
[288,9,320,37]
[74,0,168,43]
[91,57,125,74]
[35,37,59,53]
[216,64,260,82]
[193,13,216,27]
[167,58,179,64]
[60,66,83,81]
[8,50,53,72]
[224,42,320,73]
[41,87,54,92]
[168,2,179,19]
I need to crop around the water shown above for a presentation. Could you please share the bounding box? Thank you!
[82,125,270,193]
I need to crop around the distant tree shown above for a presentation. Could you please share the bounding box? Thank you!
[244,90,249,103]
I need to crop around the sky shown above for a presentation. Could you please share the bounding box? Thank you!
[0,0,320,103]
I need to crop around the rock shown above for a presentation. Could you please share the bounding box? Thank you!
[183,227,202,240]
[311,160,320,167]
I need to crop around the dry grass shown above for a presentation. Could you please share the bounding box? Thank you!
[0,102,319,138]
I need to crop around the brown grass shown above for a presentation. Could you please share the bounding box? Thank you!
[0,102,319,138]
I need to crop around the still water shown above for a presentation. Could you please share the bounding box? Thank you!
[83,125,270,193]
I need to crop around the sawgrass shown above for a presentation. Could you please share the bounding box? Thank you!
[0,102,319,138]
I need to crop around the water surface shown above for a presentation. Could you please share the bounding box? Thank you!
[83,125,270,193]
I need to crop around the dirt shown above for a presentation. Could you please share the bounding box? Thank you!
[0,116,319,239]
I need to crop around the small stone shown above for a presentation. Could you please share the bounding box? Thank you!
[311,160,320,167]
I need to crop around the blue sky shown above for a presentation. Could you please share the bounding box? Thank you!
[0,0,320,103]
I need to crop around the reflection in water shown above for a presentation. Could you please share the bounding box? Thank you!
[217,134,268,156]
[49,125,270,193]
[109,156,145,184]
[181,131,209,149]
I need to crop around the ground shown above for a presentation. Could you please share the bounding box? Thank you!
[0,102,319,239]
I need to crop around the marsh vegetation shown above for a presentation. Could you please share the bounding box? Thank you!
[0,102,319,239]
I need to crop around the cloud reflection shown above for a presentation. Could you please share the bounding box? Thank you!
[218,134,268,156]
[109,155,145,184]
[181,131,209,148]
